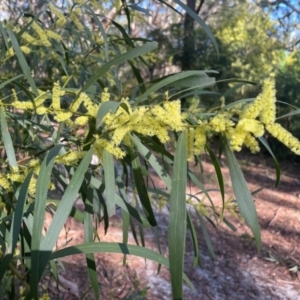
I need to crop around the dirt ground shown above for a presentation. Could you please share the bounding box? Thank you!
[44,150,300,300]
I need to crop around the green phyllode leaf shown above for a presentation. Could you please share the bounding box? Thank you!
[168,131,187,299]
[225,141,261,251]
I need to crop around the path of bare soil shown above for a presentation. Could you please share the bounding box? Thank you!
[44,151,300,300]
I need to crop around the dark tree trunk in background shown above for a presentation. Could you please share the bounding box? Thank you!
[182,0,196,71]
[181,0,205,70]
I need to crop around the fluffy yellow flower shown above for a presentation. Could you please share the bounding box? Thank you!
[194,126,207,155]
[27,159,40,168]
[52,81,62,111]
[12,101,34,110]
[45,30,62,41]
[227,127,246,152]
[49,3,67,27]
[111,125,131,146]
[81,93,98,117]
[94,136,125,159]
[56,151,87,166]
[7,173,25,183]
[54,111,72,122]
[236,119,264,137]
[0,177,11,190]
[31,21,51,47]
[209,113,234,133]
[21,32,37,44]
[75,116,89,126]
[70,11,84,31]
[244,133,260,153]
[187,128,195,161]
[20,46,31,55]
[266,123,300,155]
[70,96,83,113]
[28,177,37,195]
[101,88,110,102]
[36,107,47,115]
[259,79,276,125]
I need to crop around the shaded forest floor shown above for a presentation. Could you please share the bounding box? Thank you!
[44,150,300,299]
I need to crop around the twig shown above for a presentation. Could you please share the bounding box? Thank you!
[268,207,282,226]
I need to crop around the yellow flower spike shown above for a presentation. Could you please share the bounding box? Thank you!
[11,101,34,110]
[56,151,87,166]
[70,11,84,31]
[266,123,300,155]
[244,133,260,153]
[194,126,207,155]
[31,21,51,47]
[81,93,98,117]
[70,95,83,113]
[0,176,11,190]
[28,178,37,195]
[94,136,126,159]
[163,100,185,131]
[54,111,73,123]
[20,46,31,55]
[259,78,277,125]
[240,96,263,120]
[36,107,47,115]
[187,127,195,161]
[52,81,62,111]
[35,91,48,107]
[228,126,247,152]
[45,30,62,41]
[7,173,25,183]
[236,118,264,137]
[49,3,67,27]
[209,113,234,133]
[27,159,40,168]
[111,125,131,146]
[74,116,89,126]
[101,88,110,103]
[21,32,38,45]
[5,47,15,58]
[11,89,18,102]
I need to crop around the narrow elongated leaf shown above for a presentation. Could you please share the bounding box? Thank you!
[187,211,201,267]
[50,242,194,290]
[85,5,109,61]
[9,171,33,253]
[78,42,157,97]
[102,149,116,217]
[0,75,24,89]
[168,131,187,299]
[0,107,17,168]
[225,141,261,251]
[131,134,172,190]
[276,108,300,119]
[130,146,157,226]
[122,209,130,265]
[136,71,215,104]
[84,187,100,299]
[0,171,33,282]
[258,137,280,187]
[172,0,218,55]
[41,149,93,250]
[7,30,38,96]
[205,145,225,214]
[196,212,215,260]
[30,149,93,287]
[30,145,63,297]
[96,101,121,127]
